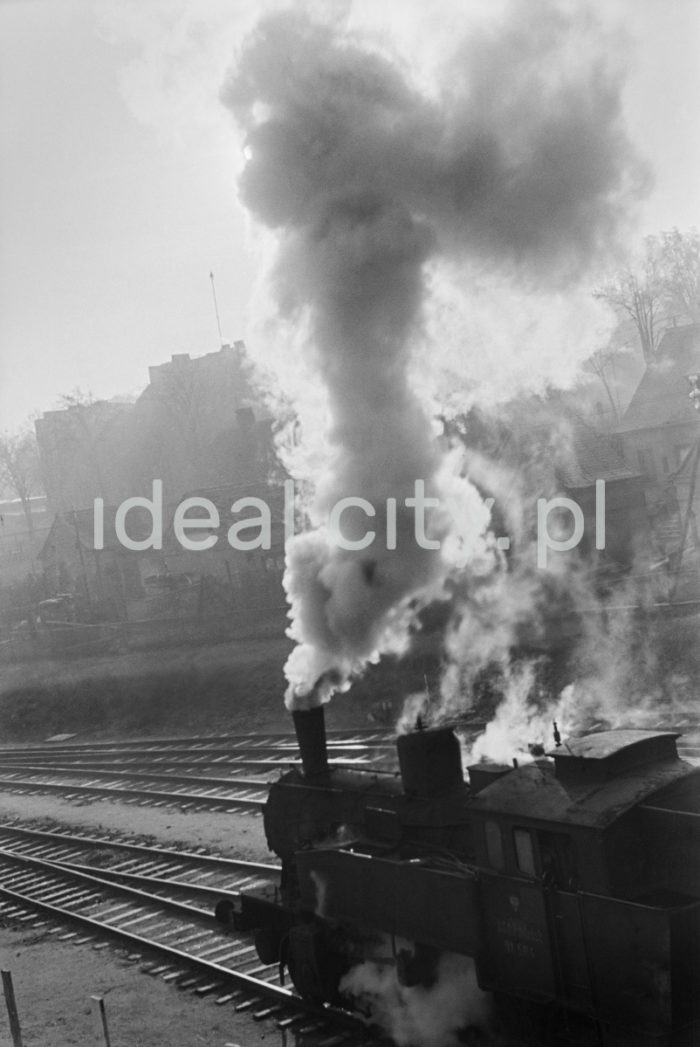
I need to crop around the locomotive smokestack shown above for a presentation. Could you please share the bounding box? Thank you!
[292,705,330,781]
[397,725,464,799]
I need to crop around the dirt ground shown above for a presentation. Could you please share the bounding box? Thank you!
[0,629,441,742]
[0,791,281,1047]
[0,793,272,864]
[0,926,278,1047]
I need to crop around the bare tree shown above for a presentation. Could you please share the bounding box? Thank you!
[657,227,700,323]
[35,389,137,511]
[57,387,95,410]
[594,239,664,362]
[594,228,700,362]
[0,429,43,536]
[583,346,623,423]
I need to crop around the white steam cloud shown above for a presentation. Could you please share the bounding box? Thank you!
[340,952,491,1047]
[221,3,644,708]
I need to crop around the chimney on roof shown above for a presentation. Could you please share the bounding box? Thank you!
[236,406,255,430]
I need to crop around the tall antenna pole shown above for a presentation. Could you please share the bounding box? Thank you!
[209,271,224,347]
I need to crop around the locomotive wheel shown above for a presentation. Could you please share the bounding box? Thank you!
[285,924,348,1005]
[254,926,281,966]
[492,994,601,1047]
[214,899,236,930]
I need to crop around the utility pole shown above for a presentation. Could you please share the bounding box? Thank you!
[72,508,93,617]
[669,374,700,600]
[209,271,224,348]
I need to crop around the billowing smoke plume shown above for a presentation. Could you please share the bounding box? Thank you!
[340,951,491,1047]
[222,4,643,708]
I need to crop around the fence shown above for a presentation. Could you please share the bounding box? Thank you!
[1,969,113,1046]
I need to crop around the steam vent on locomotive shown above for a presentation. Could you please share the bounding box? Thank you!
[215,706,700,1046]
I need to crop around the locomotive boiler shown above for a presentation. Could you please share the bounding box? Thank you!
[216,706,700,1046]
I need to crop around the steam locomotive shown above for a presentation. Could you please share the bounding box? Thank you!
[216,707,700,1046]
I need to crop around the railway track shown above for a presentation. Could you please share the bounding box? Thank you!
[0,729,402,811]
[0,823,381,1046]
[0,764,272,812]
[0,820,280,894]
[0,719,694,765]
[0,721,695,812]
[0,727,398,761]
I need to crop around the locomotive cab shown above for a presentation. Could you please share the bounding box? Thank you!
[467,730,700,1044]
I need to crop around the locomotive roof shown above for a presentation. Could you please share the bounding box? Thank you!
[546,729,680,781]
[546,729,679,763]
[469,730,695,830]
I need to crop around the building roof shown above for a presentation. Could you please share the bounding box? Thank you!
[160,481,288,551]
[40,506,157,558]
[617,323,700,434]
[558,425,640,488]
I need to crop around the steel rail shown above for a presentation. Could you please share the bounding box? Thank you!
[0,821,280,879]
[0,727,396,757]
[40,859,265,907]
[0,762,274,791]
[0,751,389,768]
[0,748,381,767]
[0,754,383,777]
[0,773,267,810]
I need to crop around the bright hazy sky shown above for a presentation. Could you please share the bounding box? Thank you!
[1,0,698,433]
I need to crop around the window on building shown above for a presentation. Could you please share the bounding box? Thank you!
[513,828,537,877]
[538,831,577,888]
[637,448,655,479]
[675,445,693,468]
[485,821,505,870]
